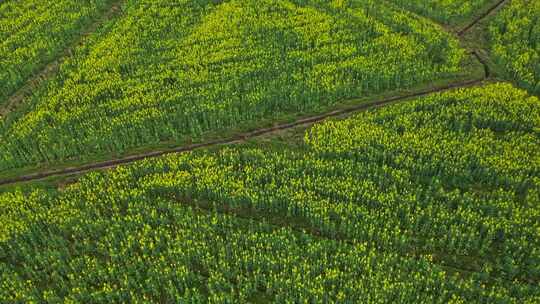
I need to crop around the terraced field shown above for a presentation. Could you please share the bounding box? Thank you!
[1,0,539,302]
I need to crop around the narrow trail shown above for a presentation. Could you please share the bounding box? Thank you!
[0,0,506,187]
[472,50,491,78]
[0,77,487,186]
[0,1,123,118]
[457,0,509,36]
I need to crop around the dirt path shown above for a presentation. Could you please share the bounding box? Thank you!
[0,77,488,186]
[0,1,123,118]
[457,0,509,36]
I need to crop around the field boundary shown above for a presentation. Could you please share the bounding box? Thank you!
[0,1,123,118]
[0,77,488,186]
[457,0,509,36]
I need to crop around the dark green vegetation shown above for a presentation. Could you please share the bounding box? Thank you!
[0,0,116,105]
[490,0,540,94]
[387,0,492,25]
[1,83,539,302]
[0,0,467,172]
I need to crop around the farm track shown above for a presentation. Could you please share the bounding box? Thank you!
[0,77,487,186]
[457,0,509,36]
[0,0,507,187]
[0,1,123,118]
[472,50,491,78]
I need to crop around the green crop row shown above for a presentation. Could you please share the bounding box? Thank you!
[490,0,540,94]
[0,0,115,105]
[1,83,539,302]
[0,0,465,172]
[386,0,491,25]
